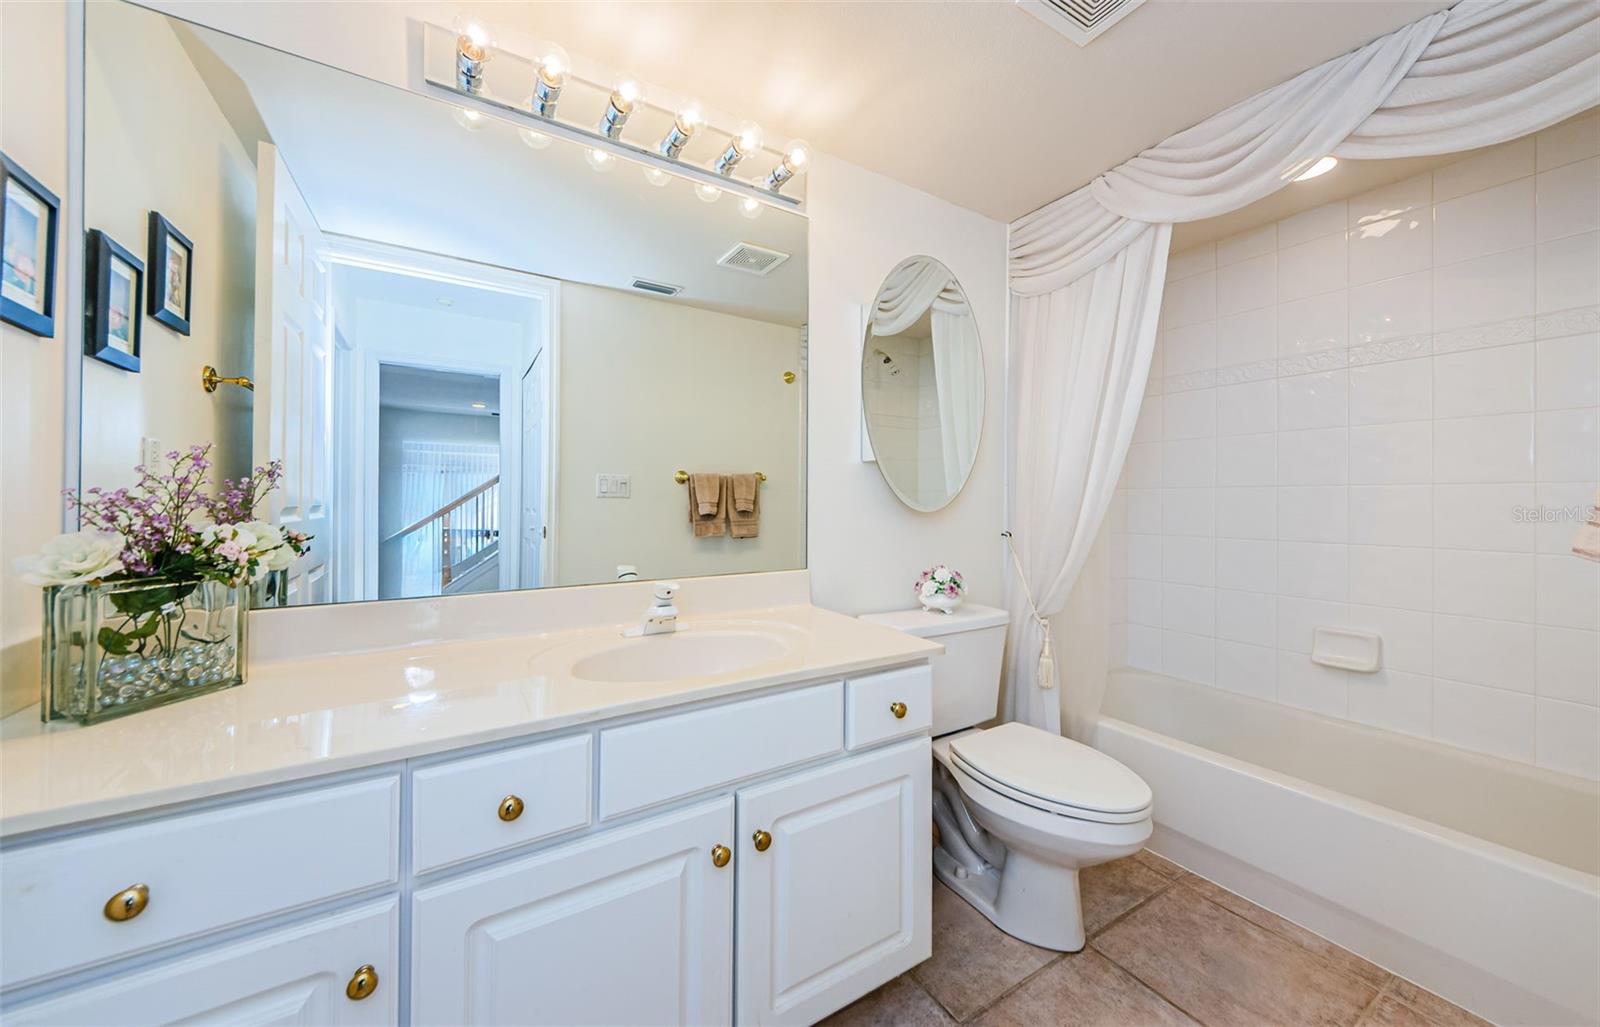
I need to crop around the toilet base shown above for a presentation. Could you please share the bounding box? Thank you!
[933,844,1087,952]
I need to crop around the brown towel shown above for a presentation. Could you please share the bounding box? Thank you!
[727,474,760,539]
[689,473,725,537]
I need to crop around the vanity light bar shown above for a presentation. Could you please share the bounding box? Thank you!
[419,20,805,208]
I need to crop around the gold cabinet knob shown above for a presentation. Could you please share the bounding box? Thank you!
[103,884,149,922]
[890,701,908,719]
[498,795,525,822]
[752,829,772,852]
[711,844,732,868]
[346,964,379,1001]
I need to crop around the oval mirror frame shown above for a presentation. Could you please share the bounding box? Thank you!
[861,255,984,513]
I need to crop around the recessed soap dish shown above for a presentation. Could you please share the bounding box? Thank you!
[1310,627,1382,673]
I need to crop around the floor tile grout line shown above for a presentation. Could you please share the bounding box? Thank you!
[1082,873,1221,1027]
[958,870,1193,1025]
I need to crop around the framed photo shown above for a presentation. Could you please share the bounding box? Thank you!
[147,211,192,335]
[1,152,60,337]
[86,229,144,372]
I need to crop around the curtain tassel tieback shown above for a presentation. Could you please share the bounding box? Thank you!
[1003,531,1056,691]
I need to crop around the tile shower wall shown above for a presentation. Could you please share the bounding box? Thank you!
[1109,115,1600,780]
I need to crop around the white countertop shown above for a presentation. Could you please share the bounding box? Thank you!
[0,605,939,838]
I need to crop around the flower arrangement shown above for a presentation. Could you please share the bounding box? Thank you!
[916,564,965,613]
[18,443,309,723]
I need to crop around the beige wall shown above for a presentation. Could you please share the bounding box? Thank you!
[1,2,69,716]
[81,1,257,493]
[556,284,804,586]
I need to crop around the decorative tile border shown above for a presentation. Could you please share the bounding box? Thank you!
[1147,305,1599,395]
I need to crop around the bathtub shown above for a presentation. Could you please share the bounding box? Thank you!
[1095,669,1600,1027]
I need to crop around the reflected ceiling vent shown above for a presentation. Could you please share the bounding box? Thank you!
[717,242,790,277]
[1015,0,1145,46]
[630,278,683,296]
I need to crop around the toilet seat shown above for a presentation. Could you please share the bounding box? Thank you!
[948,723,1152,825]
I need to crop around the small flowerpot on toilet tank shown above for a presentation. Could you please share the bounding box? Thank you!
[916,565,964,614]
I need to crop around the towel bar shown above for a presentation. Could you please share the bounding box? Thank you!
[674,470,766,484]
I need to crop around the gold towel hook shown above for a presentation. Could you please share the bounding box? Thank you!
[675,470,765,484]
[201,365,254,393]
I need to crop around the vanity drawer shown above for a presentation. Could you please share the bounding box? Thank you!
[598,683,843,819]
[0,775,400,990]
[412,734,593,873]
[846,665,933,750]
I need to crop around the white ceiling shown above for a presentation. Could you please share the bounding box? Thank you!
[378,362,500,417]
[475,0,1459,222]
[179,20,809,326]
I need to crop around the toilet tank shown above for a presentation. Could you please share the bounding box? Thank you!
[859,604,1009,735]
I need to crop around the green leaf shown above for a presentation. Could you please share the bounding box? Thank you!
[97,627,135,655]
[108,582,197,618]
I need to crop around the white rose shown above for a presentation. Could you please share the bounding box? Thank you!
[16,530,127,586]
[239,521,285,555]
[262,543,297,572]
[919,579,940,600]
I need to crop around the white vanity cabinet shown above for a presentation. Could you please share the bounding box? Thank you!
[0,662,933,1027]
[736,739,930,1026]
[412,798,737,1027]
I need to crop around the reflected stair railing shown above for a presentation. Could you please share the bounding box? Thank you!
[385,476,500,592]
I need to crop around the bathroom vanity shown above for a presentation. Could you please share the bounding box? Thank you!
[0,602,938,1026]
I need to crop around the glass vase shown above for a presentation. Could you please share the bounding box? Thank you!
[41,577,248,724]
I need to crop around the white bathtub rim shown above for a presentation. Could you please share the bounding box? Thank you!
[1096,713,1599,894]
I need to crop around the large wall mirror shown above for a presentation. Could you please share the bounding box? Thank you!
[861,256,983,512]
[79,2,807,607]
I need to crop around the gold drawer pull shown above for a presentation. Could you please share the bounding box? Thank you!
[498,795,525,822]
[889,701,908,719]
[752,829,772,852]
[346,964,379,1001]
[103,884,149,922]
[711,844,732,868]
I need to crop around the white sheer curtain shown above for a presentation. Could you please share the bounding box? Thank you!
[1005,225,1170,734]
[931,300,982,495]
[398,441,499,597]
[1004,0,1597,734]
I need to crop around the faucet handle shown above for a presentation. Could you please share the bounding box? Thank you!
[653,581,681,603]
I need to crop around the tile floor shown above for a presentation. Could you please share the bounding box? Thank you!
[821,851,1491,1027]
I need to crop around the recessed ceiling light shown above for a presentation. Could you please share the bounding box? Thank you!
[470,401,487,409]
[1294,156,1338,182]
[436,297,454,307]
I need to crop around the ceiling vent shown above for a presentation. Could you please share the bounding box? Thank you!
[717,242,790,277]
[1015,0,1145,47]
[630,278,683,296]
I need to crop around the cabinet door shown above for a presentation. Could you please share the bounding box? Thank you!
[736,738,930,1026]
[3,898,398,1026]
[412,797,735,1027]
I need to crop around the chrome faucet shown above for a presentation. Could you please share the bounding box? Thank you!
[625,581,680,637]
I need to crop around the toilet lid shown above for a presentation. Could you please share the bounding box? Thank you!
[949,722,1152,821]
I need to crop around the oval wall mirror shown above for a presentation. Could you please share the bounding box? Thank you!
[861,256,984,512]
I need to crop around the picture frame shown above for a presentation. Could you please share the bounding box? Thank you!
[1,152,61,337]
[147,211,192,335]
[85,229,145,372]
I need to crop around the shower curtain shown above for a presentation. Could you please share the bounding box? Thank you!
[1005,0,1599,736]
[398,441,500,597]
[874,260,983,496]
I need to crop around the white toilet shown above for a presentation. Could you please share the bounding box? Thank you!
[862,603,1153,952]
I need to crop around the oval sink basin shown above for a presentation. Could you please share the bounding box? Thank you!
[570,630,792,684]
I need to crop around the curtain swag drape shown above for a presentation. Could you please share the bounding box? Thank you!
[1004,0,1598,734]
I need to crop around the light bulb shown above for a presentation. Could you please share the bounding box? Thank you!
[600,73,642,138]
[715,119,765,176]
[643,167,672,188]
[452,106,486,131]
[1293,155,1338,181]
[659,100,704,159]
[695,182,721,204]
[452,15,495,93]
[534,42,569,87]
[739,196,764,220]
[532,42,569,117]
[518,126,551,149]
[585,147,616,173]
[764,138,811,192]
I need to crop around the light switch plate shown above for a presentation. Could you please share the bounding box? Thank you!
[595,474,631,498]
[140,437,163,469]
